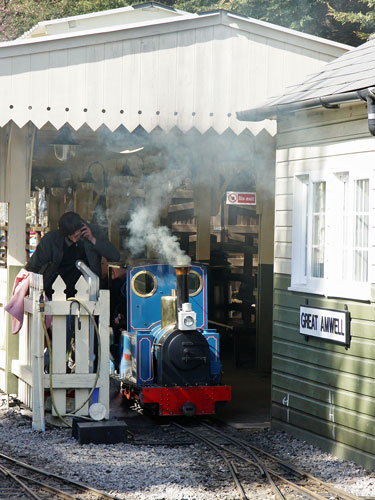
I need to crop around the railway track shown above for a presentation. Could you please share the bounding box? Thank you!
[0,451,122,500]
[174,421,365,500]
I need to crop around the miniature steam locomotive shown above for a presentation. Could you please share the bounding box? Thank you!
[111,262,231,416]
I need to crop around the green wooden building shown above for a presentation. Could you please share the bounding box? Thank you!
[237,37,375,469]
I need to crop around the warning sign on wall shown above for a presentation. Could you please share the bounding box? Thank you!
[226,192,256,205]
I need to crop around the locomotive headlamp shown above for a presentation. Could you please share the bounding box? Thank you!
[178,302,196,331]
[183,315,195,327]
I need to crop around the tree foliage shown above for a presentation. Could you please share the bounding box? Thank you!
[1,0,375,46]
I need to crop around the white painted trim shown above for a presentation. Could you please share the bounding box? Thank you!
[0,10,349,58]
[226,13,352,53]
[20,3,187,36]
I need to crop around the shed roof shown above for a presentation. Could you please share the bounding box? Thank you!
[18,2,188,40]
[237,35,374,122]
[0,4,350,135]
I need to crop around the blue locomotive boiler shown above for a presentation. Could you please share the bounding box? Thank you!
[115,262,231,416]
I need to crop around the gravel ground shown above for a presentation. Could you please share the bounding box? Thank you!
[0,396,375,499]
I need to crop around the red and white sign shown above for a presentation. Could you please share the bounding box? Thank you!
[226,191,256,206]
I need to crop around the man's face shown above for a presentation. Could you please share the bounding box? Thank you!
[67,228,82,243]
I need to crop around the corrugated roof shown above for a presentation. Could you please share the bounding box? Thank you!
[237,36,375,121]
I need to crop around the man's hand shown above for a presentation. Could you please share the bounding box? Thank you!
[81,224,96,245]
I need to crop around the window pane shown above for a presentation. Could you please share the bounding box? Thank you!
[304,184,309,277]
[312,182,325,278]
[341,179,349,279]
[353,179,369,282]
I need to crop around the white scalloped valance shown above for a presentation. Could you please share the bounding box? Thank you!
[0,11,347,136]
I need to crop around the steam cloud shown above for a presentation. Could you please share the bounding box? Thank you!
[125,162,191,266]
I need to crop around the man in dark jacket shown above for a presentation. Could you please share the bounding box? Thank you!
[26,211,120,298]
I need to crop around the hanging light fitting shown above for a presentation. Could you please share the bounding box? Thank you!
[50,125,79,162]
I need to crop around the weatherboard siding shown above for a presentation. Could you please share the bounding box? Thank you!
[273,103,375,469]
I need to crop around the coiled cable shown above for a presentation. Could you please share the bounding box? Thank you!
[41,296,102,428]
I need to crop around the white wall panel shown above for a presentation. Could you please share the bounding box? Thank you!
[0,58,12,128]
[29,52,50,129]
[157,32,178,131]
[275,241,292,259]
[274,258,291,275]
[139,35,160,133]
[10,55,31,128]
[122,38,141,132]
[193,26,214,133]
[211,24,232,134]
[101,41,124,132]
[48,49,69,130]
[85,44,105,131]
[175,29,196,133]
[67,46,89,131]
[0,12,348,134]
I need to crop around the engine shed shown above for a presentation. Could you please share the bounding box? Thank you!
[0,3,349,424]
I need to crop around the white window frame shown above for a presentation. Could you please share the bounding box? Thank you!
[290,165,371,301]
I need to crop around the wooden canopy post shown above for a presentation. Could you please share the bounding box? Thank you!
[4,122,36,395]
[48,187,66,230]
[193,157,213,262]
[255,132,276,372]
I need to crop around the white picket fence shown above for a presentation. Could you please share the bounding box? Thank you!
[11,272,110,431]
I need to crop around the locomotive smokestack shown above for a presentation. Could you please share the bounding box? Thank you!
[174,265,190,310]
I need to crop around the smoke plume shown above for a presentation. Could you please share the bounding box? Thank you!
[125,159,191,266]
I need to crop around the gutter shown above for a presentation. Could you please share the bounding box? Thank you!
[236,87,375,136]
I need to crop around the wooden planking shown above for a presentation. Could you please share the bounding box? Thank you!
[272,371,375,415]
[230,29,252,129]
[272,404,375,454]
[275,227,292,243]
[272,355,375,396]
[273,260,375,462]
[273,322,373,359]
[266,38,285,99]
[64,46,87,131]
[85,44,105,131]
[211,24,232,134]
[274,258,291,275]
[157,32,178,132]
[175,28,196,132]
[48,49,69,130]
[272,388,375,437]
[251,33,269,105]
[0,57,12,128]
[194,26,214,133]
[273,339,374,378]
[139,35,160,133]
[274,242,292,260]
[102,41,124,132]
[273,418,375,470]
[121,37,141,132]
[278,103,367,138]
[278,114,369,150]
[10,55,31,128]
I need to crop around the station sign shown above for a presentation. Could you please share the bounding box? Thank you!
[299,305,351,347]
[226,191,256,205]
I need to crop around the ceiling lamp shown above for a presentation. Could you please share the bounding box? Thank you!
[119,162,136,178]
[51,126,79,162]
